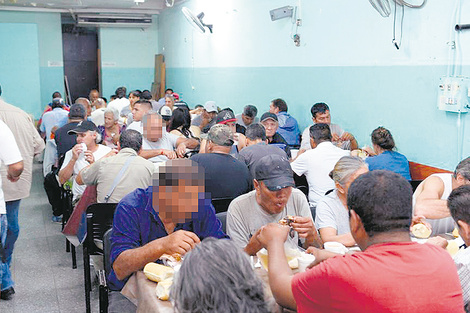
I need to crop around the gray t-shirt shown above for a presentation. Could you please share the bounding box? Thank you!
[227,188,312,249]
[314,190,351,235]
[237,142,288,176]
[142,131,179,163]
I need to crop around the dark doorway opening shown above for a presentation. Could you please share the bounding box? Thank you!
[61,22,98,103]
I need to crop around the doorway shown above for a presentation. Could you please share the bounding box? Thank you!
[61,22,99,103]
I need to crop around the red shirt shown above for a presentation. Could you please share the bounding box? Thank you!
[291,242,464,313]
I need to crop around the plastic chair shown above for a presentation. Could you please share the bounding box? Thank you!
[62,187,77,269]
[97,228,113,313]
[215,211,227,234]
[83,203,117,313]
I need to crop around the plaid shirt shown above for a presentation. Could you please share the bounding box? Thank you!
[454,247,470,310]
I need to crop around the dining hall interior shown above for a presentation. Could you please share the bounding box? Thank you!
[1,0,470,312]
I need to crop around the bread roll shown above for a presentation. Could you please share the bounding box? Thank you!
[155,279,173,301]
[452,227,459,238]
[411,223,432,239]
[446,240,460,256]
[143,263,174,283]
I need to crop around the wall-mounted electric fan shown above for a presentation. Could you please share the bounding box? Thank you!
[182,7,213,33]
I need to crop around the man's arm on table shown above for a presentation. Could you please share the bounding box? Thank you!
[175,137,199,157]
[414,176,450,219]
[318,227,356,247]
[257,224,297,310]
[113,230,200,280]
[139,148,177,160]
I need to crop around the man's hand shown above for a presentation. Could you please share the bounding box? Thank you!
[291,216,314,238]
[426,236,448,249]
[257,223,290,249]
[7,173,20,182]
[161,230,200,256]
[410,215,432,232]
[244,229,264,256]
[331,133,340,142]
[306,247,341,268]
[176,143,187,158]
[340,132,354,142]
[71,144,84,161]
[161,149,177,160]
[84,150,95,164]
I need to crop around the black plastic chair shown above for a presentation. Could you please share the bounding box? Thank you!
[215,211,227,234]
[211,197,234,214]
[83,203,117,313]
[97,228,113,313]
[61,188,77,269]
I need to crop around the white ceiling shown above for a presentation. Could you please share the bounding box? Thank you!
[0,0,184,14]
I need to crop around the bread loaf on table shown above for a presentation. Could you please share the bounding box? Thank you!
[143,263,174,283]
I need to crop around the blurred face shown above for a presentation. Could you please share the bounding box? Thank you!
[76,131,96,147]
[242,114,254,126]
[313,110,331,125]
[144,115,163,142]
[269,102,280,114]
[254,180,292,215]
[104,112,116,129]
[129,94,140,106]
[226,121,236,134]
[89,90,99,103]
[261,119,278,138]
[132,103,147,122]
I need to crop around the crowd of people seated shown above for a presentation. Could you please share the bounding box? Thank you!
[1,83,470,313]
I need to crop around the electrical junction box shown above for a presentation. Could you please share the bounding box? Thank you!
[438,76,470,113]
[270,6,294,21]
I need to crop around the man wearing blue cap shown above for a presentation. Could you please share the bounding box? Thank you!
[227,154,322,255]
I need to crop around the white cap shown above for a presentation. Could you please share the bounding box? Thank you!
[160,105,172,117]
[204,101,217,113]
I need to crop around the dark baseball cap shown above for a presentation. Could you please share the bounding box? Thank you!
[67,120,99,134]
[68,103,87,119]
[260,112,278,123]
[216,109,237,124]
[253,154,294,191]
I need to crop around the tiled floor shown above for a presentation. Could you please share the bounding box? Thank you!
[0,163,99,312]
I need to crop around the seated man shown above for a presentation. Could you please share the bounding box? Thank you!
[257,170,464,312]
[300,102,357,151]
[39,98,68,140]
[260,112,291,158]
[291,123,349,208]
[171,238,270,313]
[107,159,227,311]
[238,123,288,176]
[76,129,154,203]
[269,98,300,147]
[191,124,252,208]
[191,101,218,133]
[140,111,199,163]
[236,104,259,128]
[127,100,153,133]
[54,103,87,160]
[413,157,470,235]
[227,154,322,255]
[58,121,111,203]
[447,185,470,310]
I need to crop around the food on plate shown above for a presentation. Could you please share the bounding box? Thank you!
[155,279,173,301]
[279,215,295,227]
[411,223,432,239]
[143,262,174,283]
[257,248,301,271]
[452,227,460,238]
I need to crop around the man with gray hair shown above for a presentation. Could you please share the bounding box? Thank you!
[413,156,470,235]
[191,124,252,208]
[58,121,111,201]
[76,129,154,203]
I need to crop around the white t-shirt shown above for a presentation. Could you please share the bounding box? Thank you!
[107,98,130,115]
[0,120,23,214]
[227,189,312,250]
[291,141,349,206]
[90,108,105,126]
[60,144,111,200]
[142,131,179,163]
[315,190,351,235]
[127,121,143,134]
